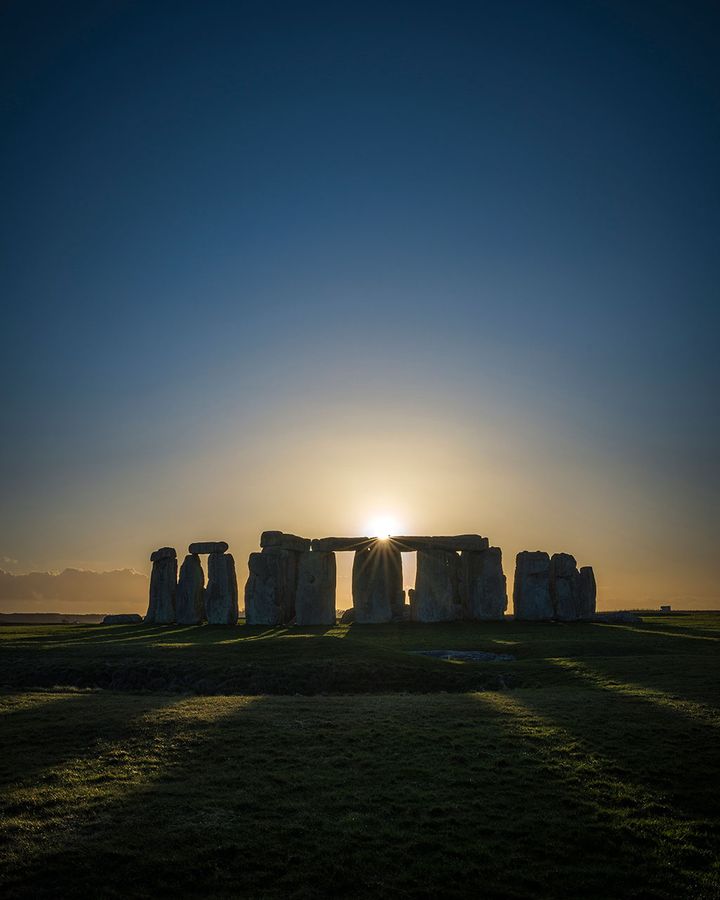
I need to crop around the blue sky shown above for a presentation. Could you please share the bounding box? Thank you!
[1,1,718,609]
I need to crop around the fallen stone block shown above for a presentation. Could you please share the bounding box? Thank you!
[102,614,143,625]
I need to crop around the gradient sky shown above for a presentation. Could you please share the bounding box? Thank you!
[1,0,718,611]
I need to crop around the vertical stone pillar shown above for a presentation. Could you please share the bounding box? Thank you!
[175,553,205,625]
[296,551,336,626]
[413,547,463,622]
[460,547,507,620]
[145,547,177,624]
[352,542,403,623]
[244,549,299,625]
[578,566,597,619]
[513,551,552,620]
[205,552,239,625]
[550,553,582,621]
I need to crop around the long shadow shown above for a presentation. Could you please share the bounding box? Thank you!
[0,691,182,792]
[510,677,720,827]
[2,692,713,899]
[547,658,720,726]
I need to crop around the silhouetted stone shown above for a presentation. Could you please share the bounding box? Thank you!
[188,541,228,555]
[460,547,507,620]
[102,614,142,625]
[413,548,463,622]
[311,537,373,552]
[244,548,298,625]
[352,543,404,623]
[296,551,336,626]
[391,535,489,552]
[150,547,176,563]
[260,531,311,552]
[513,551,552,620]
[549,553,582,621]
[145,555,177,624]
[579,566,597,619]
[339,607,355,624]
[176,554,205,624]
[205,552,238,625]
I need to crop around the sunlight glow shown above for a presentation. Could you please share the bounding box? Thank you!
[364,514,403,539]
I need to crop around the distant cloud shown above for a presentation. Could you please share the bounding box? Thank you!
[1,557,19,565]
[0,568,148,615]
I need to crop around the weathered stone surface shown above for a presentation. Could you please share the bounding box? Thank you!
[102,614,142,625]
[513,551,552,620]
[150,547,176,563]
[260,531,311,552]
[579,566,597,619]
[460,547,507,620]
[175,554,205,625]
[352,544,404,623]
[244,548,298,625]
[391,535,489,552]
[145,556,177,624]
[311,536,373,552]
[188,541,228,555]
[550,553,582,621]
[295,551,336,626]
[413,548,463,622]
[204,552,238,625]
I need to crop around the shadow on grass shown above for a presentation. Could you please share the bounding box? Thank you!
[0,692,182,791]
[2,687,717,899]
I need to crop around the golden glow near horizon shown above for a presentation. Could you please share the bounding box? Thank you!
[364,514,403,540]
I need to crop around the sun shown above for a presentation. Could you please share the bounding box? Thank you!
[364,514,403,540]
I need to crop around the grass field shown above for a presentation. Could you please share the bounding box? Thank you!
[1,614,719,898]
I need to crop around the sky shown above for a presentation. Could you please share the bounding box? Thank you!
[1,0,718,612]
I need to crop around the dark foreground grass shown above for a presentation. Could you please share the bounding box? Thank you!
[0,614,718,898]
[1,612,719,695]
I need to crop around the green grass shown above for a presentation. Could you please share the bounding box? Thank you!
[0,614,719,898]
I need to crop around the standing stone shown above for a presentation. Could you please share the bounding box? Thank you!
[175,554,205,625]
[550,553,582,621]
[578,566,597,619]
[413,548,463,622]
[352,543,404,623]
[146,550,177,624]
[244,548,299,625]
[460,547,507,620]
[205,552,238,625]
[296,551,336,626]
[150,547,176,562]
[513,551,552,620]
